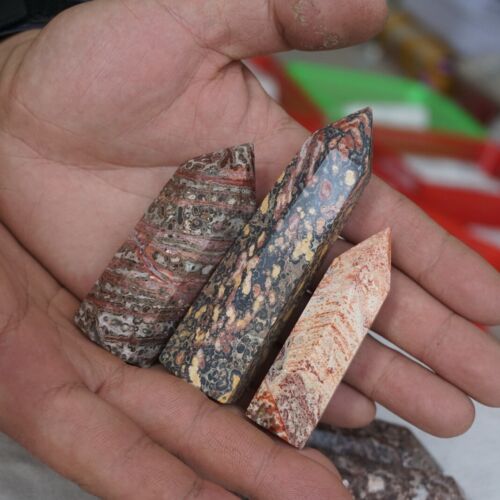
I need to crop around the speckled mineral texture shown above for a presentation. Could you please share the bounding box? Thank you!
[160,109,373,403]
[74,145,256,366]
[309,421,465,499]
[246,229,391,448]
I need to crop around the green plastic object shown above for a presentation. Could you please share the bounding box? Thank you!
[285,61,485,138]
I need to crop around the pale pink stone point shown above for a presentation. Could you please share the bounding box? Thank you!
[246,228,391,448]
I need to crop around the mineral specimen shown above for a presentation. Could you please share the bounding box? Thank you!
[309,422,465,499]
[74,145,256,366]
[246,229,391,448]
[160,109,373,403]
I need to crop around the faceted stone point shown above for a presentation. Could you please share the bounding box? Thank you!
[246,229,391,448]
[74,145,256,367]
[160,109,373,403]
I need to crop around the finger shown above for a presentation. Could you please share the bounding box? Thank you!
[343,177,500,325]
[193,397,345,477]
[373,257,500,408]
[14,387,232,500]
[323,238,500,408]
[164,0,388,59]
[321,383,376,428]
[88,364,351,500]
[344,335,475,437]
[299,448,340,477]
[0,320,231,499]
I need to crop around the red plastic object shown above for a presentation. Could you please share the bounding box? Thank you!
[374,126,500,177]
[373,144,500,269]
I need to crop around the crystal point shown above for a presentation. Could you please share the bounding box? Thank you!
[75,145,256,366]
[246,229,391,448]
[160,110,373,402]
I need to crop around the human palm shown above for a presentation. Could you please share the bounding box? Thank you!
[0,0,499,498]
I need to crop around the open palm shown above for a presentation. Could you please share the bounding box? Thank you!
[0,0,499,498]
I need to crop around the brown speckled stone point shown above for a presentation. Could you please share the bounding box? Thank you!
[74,145,256,367]
[160,109,373,403]
[309,422,465,499]
[246,229,391,448]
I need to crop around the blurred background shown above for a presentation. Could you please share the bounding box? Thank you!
[248,1,500,499]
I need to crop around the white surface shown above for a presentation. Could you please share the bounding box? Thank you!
[402,0,500,57]
[377,403,500,500]
[404,155,500,195]
[344,103,430,130]
[0,433,95,500]
[372,331,500,499]
[244,61,281,102]
[470,225,500,248]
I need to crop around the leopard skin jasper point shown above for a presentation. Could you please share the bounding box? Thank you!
[160,108,373,402]
[74,145,256,367]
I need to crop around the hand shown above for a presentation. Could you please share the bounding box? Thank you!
[0,0,387,497]
[0,0,498,497]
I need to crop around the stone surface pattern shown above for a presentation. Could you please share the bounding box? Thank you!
[246,229,391,448]
[309,422,465,499]
[160,109,373,403]
[75,145,256,366]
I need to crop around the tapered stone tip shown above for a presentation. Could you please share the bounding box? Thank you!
[332,106,372,135]
[371,226,391,272]
[355,227,392,272]
[177,143,256,185]
[357,107,373,126]
[228,143,256,183]
[318,106,373,184]
[340,227,391,321]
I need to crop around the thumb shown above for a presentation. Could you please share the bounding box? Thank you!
[160,0,388,59]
